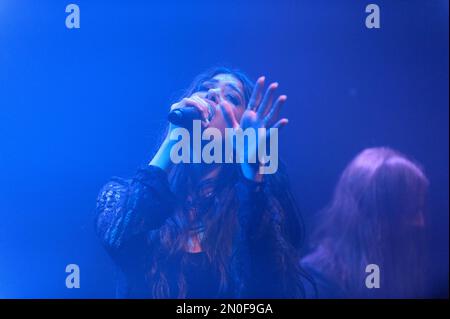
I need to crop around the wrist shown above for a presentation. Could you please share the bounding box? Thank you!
[240,162,263,182]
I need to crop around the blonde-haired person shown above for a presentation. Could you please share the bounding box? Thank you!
[302,147,429,298]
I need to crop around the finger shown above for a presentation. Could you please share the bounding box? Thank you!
[257,82,279,117]
[170,100,183,111]
[199,97,218,119]
[272,118,289,130]
[191,96,212,120]
[267,118,288,141]
[181,97,210,122]
[247,76,265,111]
[170,97,200,111]
[202,97,218,108]
[265,95,287,126]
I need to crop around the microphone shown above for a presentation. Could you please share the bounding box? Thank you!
[167,104,215,128]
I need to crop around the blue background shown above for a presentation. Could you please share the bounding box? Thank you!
[0,0,448,298]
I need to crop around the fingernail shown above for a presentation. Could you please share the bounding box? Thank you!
[258,76,265,82]
[271,83,279,89]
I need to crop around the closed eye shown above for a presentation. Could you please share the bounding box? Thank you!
[226,94,240,106]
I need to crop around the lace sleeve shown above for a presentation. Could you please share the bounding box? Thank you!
[95,165,175,254]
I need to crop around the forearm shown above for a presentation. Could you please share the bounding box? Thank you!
[235,176,287,296]
[149,138,177,172]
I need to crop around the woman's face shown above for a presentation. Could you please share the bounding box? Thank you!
[191,73,246,134]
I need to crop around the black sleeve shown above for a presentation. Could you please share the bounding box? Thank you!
[234,174,303,298]
[233,176,275,297]
[95,165,175,269]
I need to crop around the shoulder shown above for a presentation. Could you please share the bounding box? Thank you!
[301,253,346,299]
[96,177,131,210]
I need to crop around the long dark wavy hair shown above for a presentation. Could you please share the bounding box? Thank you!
[303,147,429,298]
[146,66,311,298]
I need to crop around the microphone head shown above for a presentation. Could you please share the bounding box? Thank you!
[167,107,202,129]
[167,104,215,129]
[167,109,185,127]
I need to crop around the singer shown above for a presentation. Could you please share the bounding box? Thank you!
[95,67,313,298]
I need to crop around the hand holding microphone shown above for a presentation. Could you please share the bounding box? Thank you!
[168,95,216,129]
[150,95,216,171]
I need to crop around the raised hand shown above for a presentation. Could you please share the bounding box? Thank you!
[241,76,288,133]
[239,76,288,181]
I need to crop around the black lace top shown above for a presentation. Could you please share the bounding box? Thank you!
[95,165,303,298]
